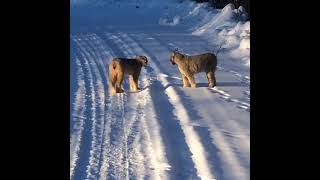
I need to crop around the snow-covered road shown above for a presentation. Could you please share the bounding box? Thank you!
[70,2,250,180]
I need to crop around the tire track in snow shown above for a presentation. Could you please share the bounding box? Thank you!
[112,33,171,180]
[93,32,134,180]
[122,33,215,180]
[210,87,250,112]
[98,97,117,180]
[216,66,250,86]
[85,34,110,85]
[78,33,138,180]
[80,33,117,180]
[216,66,250,110]
[71,35,96,180]
[83,33,132,180]
[103,33,142,180]
[79,34,109,180]
[70,56,87,179]
[102,32,170,180]
[71,29,249,180]
[124,102,145,180]
[107,33,153,179]
[72,34,106,180]
[114,32,196,179]
[96,32,132,180]
[106,93,128,180]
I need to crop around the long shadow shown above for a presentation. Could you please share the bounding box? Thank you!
[126,33,200,179]
[173,88,224,180]
[194,126,224,180]
[135,32,225,177]
[149,81,199,179]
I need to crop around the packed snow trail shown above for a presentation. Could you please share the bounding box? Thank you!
[70,2,249,180]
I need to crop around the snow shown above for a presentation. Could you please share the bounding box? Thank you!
[189,3,250,68]
[70,0,250,180]
[159,15,181,26]
[239,37,250,50]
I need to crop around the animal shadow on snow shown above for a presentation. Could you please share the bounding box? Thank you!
[163,81,244,90]
[195,82,246,87]
[123,85,150,93]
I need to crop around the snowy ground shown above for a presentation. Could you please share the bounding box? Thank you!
[70,1,250,180]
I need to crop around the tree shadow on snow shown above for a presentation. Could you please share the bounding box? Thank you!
[149,81,200,180]
[173,87,224,180]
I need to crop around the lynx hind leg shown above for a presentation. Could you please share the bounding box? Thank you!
[116,73,124,93]
[132,72,140,91]
[108,80,116,95]
[129,75,137,91]
[186,74,196,88]
[206,71,216,88]
[108,64,117,95]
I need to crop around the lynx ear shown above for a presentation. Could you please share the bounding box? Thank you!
[143,56,148,64]
[169,52,175,59]
[142,56,148,61]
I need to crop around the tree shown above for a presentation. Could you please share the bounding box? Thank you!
[190,0,250,20]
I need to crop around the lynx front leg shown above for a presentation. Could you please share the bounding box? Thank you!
[129,75,135,91]
[182,74,191,88]
[132,71,141,91]
[186,74,196,88]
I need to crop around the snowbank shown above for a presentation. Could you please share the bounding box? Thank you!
[239,37,250,50]
[191,4,250,67]
[157,2,250,68]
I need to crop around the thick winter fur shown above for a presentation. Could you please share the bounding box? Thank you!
[170,51,217,88]
[109,55,148,94]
